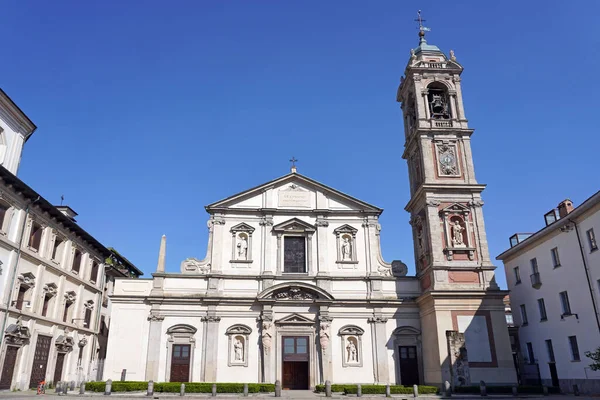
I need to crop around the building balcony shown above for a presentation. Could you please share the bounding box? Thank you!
[530,272,542,289]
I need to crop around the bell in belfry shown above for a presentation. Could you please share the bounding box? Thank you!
[430,93,445,114]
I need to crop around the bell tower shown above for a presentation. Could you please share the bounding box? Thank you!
[397,12,516,387]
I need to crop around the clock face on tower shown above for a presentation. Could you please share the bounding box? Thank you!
[437,143,459,176]
[441,153,454,167]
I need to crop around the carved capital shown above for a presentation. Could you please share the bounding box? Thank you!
[201,316,221,323]
[259,216,274,226]
[367,317,388,324]
[315,218,329,227]
[148,313,165,322]
[426,200,441,207]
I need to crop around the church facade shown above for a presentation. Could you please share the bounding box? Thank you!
[103,29,517,388]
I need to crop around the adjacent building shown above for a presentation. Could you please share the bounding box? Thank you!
[497,193,600,393]
[0,89,141,390]
[103,26,516,389]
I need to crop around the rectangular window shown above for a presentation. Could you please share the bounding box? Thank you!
[530,258,539,274]
[526,342,535,364]
[0,202,9,230]
[283,236,306,273]
[559,291,572,315]
[520,304,528,325]
[506,314,514,325]
[41,295,51,317]
[568,336,581,361]
[90,262,99,283]
[63,301,72,323]
[52,236,64,262]
[72,249,82,274]
[28,222,43,251]
[551,247,561,267]
[546,339,555,362]
[514,266,521,284]
[15,286,27,310]
[84,308,92,328]
[588,228,598,251]
[538,298,548,321]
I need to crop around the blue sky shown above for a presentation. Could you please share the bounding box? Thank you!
[2,1,599,288]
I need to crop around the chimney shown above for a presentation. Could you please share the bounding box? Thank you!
[56,206,78,222]
[557,199,574,219]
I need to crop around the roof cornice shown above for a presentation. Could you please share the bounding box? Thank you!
[0,89,37,141]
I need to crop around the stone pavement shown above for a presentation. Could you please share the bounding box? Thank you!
[0,391,596,400]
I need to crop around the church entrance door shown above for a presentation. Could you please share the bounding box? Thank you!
[399,346,419,385]
[0,346,18,389]
[170,344,190,382]
[282,336,309,390]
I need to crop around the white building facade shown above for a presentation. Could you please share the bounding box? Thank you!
[498,194,600,394]
[0,89,141,390]
[104,27,516,389]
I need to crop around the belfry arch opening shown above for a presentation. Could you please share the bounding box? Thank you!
[427,82,451,120]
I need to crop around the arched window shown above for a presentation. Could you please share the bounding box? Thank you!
[427,82,451,120]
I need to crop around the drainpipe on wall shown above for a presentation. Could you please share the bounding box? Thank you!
[0,196,40,347]
[569,218,600,334]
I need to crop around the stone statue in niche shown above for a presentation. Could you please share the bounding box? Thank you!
[451,220,465,247]
[341,236,352,261]
[237,234,248,260]
[233,337,244,361]
[319,323,330,350]
[346,338,358,362]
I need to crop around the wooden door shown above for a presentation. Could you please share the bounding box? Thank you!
[282,337,309,390]
[53,353,65,384]
[549,363,559,387]
[0,346,18,390]
[169,344,190,382]
[29,335,52,388]
[399,346,419,386]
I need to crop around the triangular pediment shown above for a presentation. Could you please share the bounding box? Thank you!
[333,224,358,235]
[205,173,382,214]
[273,218,315,233]
[440,203,470,213]
[275,313,315,325]
[230,222,255,233]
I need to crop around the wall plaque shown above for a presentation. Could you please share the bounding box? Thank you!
[278,190,311,208]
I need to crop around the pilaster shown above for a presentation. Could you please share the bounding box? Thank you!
[315,216,329,276]
[259,308,274,383]
[144,312,164,381]
[318,308,333,383]
[201,312,221,382]
[368,315,389,384]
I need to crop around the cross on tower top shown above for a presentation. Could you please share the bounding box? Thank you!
[414,10,431,40]
[289,157,298,173]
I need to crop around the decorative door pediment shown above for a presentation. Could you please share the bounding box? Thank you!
[275,313,315,325]
[272,218,316,233]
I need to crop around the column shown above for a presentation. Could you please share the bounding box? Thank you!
[260,307,274,383]
[368,316,389,384]
[144,313,164,381]
[201,315,221,382]
[319,309,333,383]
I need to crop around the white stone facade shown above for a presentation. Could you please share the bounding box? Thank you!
[498,193,600,394]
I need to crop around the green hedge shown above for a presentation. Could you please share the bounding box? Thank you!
[454,385,560,394]
[336,385,438,395]
[315,384,356,393]
[85,381,274,393]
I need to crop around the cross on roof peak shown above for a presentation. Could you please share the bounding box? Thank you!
[414,10,431,40]
[289,157,298,173]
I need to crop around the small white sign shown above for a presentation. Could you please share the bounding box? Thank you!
[278,191,311,208]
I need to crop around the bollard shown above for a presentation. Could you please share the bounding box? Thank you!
[444,381,451,397]
[480,381,487,397]
[212,383,217,397]
[512,386,517,397]
[181,383,185,397]
[80,381,86,395]
[357,384,362,397]
[70,381,75,391]
[326,380,332,398]
[543,385,548,396]
[243,383,248,397]
[275,380,281,397]
[55,381,62,394]
[413,384,418,398]
[147,380,154,396]
[120,369,127,382]
[104,379,112,396]
[573,384,580,396]
[385,384,391,398]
